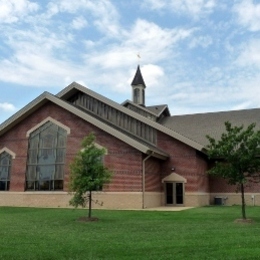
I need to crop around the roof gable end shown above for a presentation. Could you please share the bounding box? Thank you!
[0,90,168,160]
[56,82,204,152]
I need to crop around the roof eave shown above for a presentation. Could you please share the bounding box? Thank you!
[0,92,51,136]
[121,99,159,117]
[57,82,205,152]
[0,92,168,160]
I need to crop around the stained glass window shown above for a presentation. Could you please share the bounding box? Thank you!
[0,152,12,191]
[26,121,67,191]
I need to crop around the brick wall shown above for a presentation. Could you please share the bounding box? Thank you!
[156,131,209,193]
[196,152,210,192]
[209,175,260,193]
[0,102,145,193]
[0,100,215,208]
[145,156,162,192]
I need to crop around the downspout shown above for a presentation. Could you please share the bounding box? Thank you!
[142,151,154,209]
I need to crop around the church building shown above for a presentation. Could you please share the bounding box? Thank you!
[1,66,260,209]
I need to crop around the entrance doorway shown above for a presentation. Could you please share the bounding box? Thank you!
[165,182,184,205]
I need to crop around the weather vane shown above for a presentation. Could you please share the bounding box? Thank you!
[137,53,141,65]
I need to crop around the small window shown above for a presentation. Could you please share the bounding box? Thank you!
[0,152,12,191]
[134,88,140,103]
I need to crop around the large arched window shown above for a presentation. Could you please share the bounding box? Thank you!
[0,152,12,191]
[26,121,67,191]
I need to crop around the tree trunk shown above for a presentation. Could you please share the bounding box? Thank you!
[241,183,246,220]
[88,190,92,219]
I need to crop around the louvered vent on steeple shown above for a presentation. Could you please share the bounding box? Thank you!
[131,65,146,106]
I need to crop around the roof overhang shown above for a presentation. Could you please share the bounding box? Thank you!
[57,82,204,153]
[162,172,187,183]
[0,91,168,160]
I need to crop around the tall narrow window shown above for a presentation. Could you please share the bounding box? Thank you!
[0,152,12,191]
[26,121,67,191]
[133,88,140,104]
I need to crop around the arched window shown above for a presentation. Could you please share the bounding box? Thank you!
[0,152,12,191]
[141,89,145,105]
[133,88,140,104]
[26,121,67,191]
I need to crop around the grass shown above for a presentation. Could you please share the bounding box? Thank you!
[1,206,260,260]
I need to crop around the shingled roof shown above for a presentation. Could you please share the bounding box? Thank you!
[58,82,205,152]
[161,108,260,148]
[0,90,169,160]
[146,105,171,117]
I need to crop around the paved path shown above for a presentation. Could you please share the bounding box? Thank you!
[142,207,194,211]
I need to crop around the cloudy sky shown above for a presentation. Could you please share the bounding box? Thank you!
[1,0,260,124]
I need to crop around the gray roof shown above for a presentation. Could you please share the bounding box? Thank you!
[161,108,260,148]
[131,65,146,87]
[1,81,210,156]
[146,105,171,117]
[121,100,160,117]
[57,82,205,152]
[0,89,169,160]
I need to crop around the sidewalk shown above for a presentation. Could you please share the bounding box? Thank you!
[142,207,194,211]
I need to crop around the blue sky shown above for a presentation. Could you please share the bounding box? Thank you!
[1,0,260,124]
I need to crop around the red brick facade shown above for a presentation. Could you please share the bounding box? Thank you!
[0,102,148,194]
[2,87,259,209]
[156,131,208,193]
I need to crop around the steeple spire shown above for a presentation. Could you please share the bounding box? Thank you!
[131,65,146,87]
[131,65,146,106]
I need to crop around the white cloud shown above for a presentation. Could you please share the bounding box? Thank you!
[2,0,260,120]
[188,35,213,49]
[86,19,195,69]
[0,27,84,87]
[0,52,84,87]
[235,39,260,67]
[142,64,164,88]
[233,0,260,31]
[143,0,216,17]
[0,0,39,23]
[79,19,195,95]
[230,74,260,109]
[46,0,120,37]
[144,0,166,10]
[71,16,88,30]
[0,102,16,112]
[0,1,195,93]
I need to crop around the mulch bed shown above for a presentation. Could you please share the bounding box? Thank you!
[234,218,254,224]
[77,216,99,222]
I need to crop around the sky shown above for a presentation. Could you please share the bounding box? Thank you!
[1,0,260,124]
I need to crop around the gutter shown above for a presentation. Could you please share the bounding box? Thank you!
[142,151,154,209]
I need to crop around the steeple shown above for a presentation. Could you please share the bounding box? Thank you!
[131,65,146,106]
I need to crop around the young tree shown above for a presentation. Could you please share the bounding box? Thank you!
[206,122,260,220]
[69,133,112,219]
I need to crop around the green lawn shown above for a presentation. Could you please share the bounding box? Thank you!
[1,206,260,260]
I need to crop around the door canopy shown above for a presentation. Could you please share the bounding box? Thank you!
[162,172,187,183]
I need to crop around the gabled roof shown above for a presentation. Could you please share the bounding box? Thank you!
[131,65,146,87]
[161,108,260,149]
[146,104,171,117]
[57,82,205,152]
[121,99,159,117]
[122,100,170,118]
[0,90,168,160]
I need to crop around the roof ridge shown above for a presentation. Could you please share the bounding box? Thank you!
[0,90,168,160]
[56,81,204,152]
[170,107,260,118]
[121,99,159,117]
